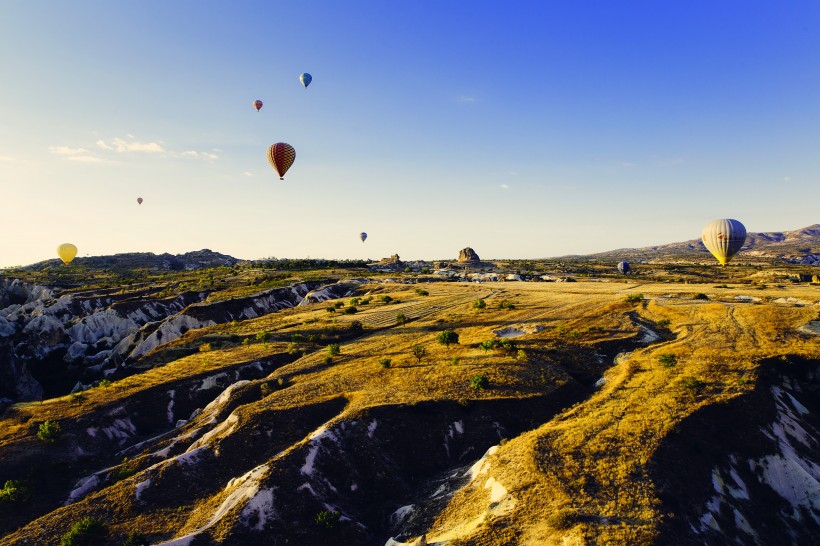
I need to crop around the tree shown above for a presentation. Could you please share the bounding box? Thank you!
[379,358,392,368]
[396,313,407,325]
[61,517,108,546]
[411,344,427,363]
[37,420,61,443]
[473,298,487,310]
[437,329,459,347]
[327,343,341,357]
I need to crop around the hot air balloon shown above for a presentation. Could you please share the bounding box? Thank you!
[254,99,263,112]
[137,197,143,205]
[701,219,746,265]
[617,261,630,275]
[57,243,78,265]
[266,143,296,180]
[299,73,312,88]
[360,232,367,243]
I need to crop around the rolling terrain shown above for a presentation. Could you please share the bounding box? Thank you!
[0,260,819,545]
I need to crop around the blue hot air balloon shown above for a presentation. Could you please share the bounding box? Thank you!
[617,261,631,275]
[300,73,312,88]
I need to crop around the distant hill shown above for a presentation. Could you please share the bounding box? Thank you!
[577,224,820,263]
[18,249,240,272]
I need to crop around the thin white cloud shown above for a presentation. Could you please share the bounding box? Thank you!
[178,150,219,160]
[456,95,476,103]
[621,162,636,168]
[500,183,510,190]
[783,176,792,182]
[66,155,105,163]
[49,146,89,156]
[243,171,253,177]
[657,158,685,167]
[97,137,165,153]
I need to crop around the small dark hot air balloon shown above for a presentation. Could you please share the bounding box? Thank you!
[266,143,296,180]
[137,197,143,205]
[360,232,367,243]
[254,100,263,112]
[300,73,312,88]
[617,261,630,275]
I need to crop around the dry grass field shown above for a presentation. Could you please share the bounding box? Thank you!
[1,278,818,545]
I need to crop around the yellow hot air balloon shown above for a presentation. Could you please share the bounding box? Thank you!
[701,219,746,265]
[57,243,78,265]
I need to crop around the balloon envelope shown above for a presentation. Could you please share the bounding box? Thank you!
[137,197,143,205]
[254,99,263,111]
[617,261,630,274]
[360,232,367,243]
[57,243,78,265]
[299,73,312,88]
[266,143,296,180]
[702,219,746,265]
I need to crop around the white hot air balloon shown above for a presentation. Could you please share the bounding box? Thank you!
[701,219,746,265]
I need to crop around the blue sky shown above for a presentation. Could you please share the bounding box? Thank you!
[1,1,818,267]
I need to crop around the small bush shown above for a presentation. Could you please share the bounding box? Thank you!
[479,339,499,352]
[97,379,112,388]
[498,300,516,310]
[349,320,363,334]
[473,298,487,310]
[415,288,429,296]
[379,295,393,304]
[450,357,461,366]
[315,509,341,529]
[411,344,427,363]
[242,337,251,346]
[0,480,30,504]
[437,329,459,347]
[61,517,108,546]
[327,343,341,357]
[625,293,644,303]
[693,293,709,300]
[123,532,149,546]
[343,306,358,315]
[499,339,517,353]
[680,376,706,396]
[324,356,334,365]
[360,296,372,305]
[470,374,489,390]
[658,354,677,368]
[291,333,305,343]
[379,358,392,369]
[307,333,319,345]
[199,343,212,353]
[396,313,408,325]
[326,306,335,314]
[404,266,412,273]
[516,349,528,363]
[657,318,671,328]
[349,297,360,306]
[334,301,345,309]
[255,332,271,343]
[37,420,61,442]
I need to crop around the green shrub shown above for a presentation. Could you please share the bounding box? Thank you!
[349,320,363,334]
[199,343,212,353]
[411,344,427,363]
[498,300,516,310]
[379,358,392,369]
[123,532,149,546]
[326,306,335,314]
[450,357,461,366]
[470,374,489,390]
[404,266,412,273]
[61,517,108,546]
[473,298,487,310]
[327,343,341,356]
[658,354,677,368]
[680,376,706,396]
[379,295,393,304]
[97,379,112,388]
[516,349,528,363]
[334,301,345,309]
[343,306,358,315]
[657,318,671,328]
[415,288,429,296]
[349,297,360,306]
[360,296,372,305]
[437,329,459,347]
[242,337,251,346]
[0,480,30,504]
[255,332,271,343]
[625,293,644,303]
[37,420,61,442]
[315,509,341,529]
[499,339,517,353]
[396,313,408,325]
[291,333,305,343]
[307,333,319,345]
[479,340,499,352]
